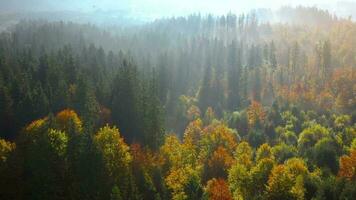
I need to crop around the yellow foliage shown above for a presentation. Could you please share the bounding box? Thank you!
[205,178,233,200]
[186,105,201,121]
[183,119,203,147]
[266,158,309,200]
[207,146,234,177]
[94,125,132,179]
[228,162,250,199]
[0,139,15,163]
[24,117,47,134]
[201,122,238,154]
[266,165,295,199]
[56,109,83,134]
[256,143,274,162]
[165,165,201,200]
[247,101,266,127]
[284,158,308,178]
[234,141,253,168]
[338,150,356,181]
[161,134,198,168]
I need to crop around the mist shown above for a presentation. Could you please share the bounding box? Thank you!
[0,0,356,199]
[1,0,355,22]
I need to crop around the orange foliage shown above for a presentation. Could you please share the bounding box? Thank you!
[338,150,356,181]
[56,109,83,134]
[202,123,238,152]
[208,146,234,175]
[332,67,356,112]
[318,90,334,110]
[206,178,233,200]
[277,67,356,112]
[183,119,203,146]
[277,83,316,109]
[234,141,253,168]
[247,101,266,127]
[24,117,47,133]
[131,143,164,169]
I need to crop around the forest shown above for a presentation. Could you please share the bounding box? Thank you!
[0,5,355,200]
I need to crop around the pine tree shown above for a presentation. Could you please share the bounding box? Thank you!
[199,65,213,113]
[291,42,299,83]
[73,76,99,131]
[157,53,171,104]
[269,41,277,70]
[141,69,165,150]
[227,41,242,110]
[111,59,141,142]
[322,40,332,83]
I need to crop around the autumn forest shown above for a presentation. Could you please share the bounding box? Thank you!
[0,4,355,200]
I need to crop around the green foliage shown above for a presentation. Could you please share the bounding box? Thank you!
[255,143,274,162]
[272,143,298,164]
[247,128,266,148]
[111,185,123,200]
[93,125,132,178]
[0,10,355,200]
[228,163,251,199]
[298,124,330,155]
[313,137,340,174]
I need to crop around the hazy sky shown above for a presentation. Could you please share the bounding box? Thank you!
[0,0,349,11]
[130,0,341,11]
[1,0,355,20]
[129,0,356,19]
[90,0,356,18]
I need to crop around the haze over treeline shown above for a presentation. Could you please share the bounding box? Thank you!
[0,1,355,200]
[1,0,356,22]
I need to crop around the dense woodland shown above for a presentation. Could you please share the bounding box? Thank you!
[0,6,355,200]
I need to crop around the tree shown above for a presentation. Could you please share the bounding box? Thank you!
[313,137,340,174]
[234,141,253,168]
[266,165,298,200]
[228,163,251,199]
[269,41,277,70]
[183,119,203,148]
[20,118,69,200]
[141,69,165,150]
[111,185,123,200]
[247,101,266,128]
[0,139,15,165]
[338,150,356,181]
[72,76,99,130]
[55,109,83,135]
[322,40,332,83]
[205,178,232,200]
[93,125,133,199]
[157,53,171,104]
[111,59,141,142]
[255,143,274,162]
[227,41,242,110]
[272,143,297,164]
[207,146,234,179]
[290,42,299,83]
[250,158,275,197]
[297,124,330,155]
[247,128,266,148]
[0,85,14,139]
[199,65,213,114]
[200,122,238,162]
[165,165,202,200]
[0,139,17,199]
[266,158,309,200]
